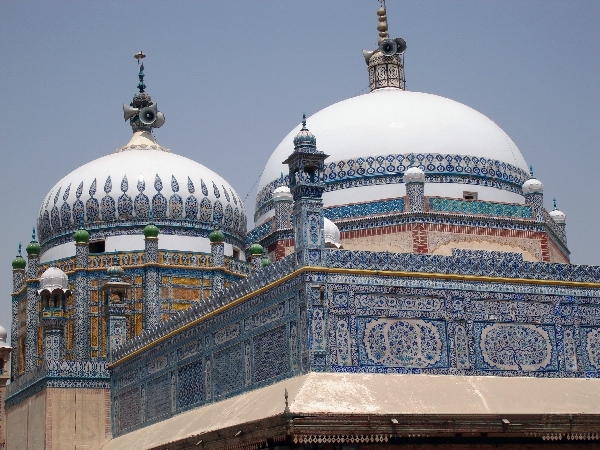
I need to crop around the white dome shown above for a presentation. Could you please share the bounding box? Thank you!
[550,209,566,224]
[256,89,529,222]
[39,267,69,293]
[523,178,544,194]
[403,166,426,183]
[38,132,247,251]
[272,185,292,202]
[324,217,341,248]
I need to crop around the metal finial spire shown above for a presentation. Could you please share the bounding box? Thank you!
[31,227,36,242]
[529,165,534,177]
[377,0,389,42]
[364,0,406,91]
[135,51,147,93]
[18,242,22,256]
[553,198,558,210]
[301,113,307,129]
[123,51,165,133]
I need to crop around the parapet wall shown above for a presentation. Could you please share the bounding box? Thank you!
[110,249,600,437]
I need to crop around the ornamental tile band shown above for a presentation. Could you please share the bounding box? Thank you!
[255,154,529,221]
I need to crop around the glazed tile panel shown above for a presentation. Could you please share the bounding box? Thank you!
[255,153,529,220]
[324,198,405,221]
[429,198,532,219]
[110,249,600,436]
[38,173,247,247]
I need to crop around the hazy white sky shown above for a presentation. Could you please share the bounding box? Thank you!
[1,1,599,336]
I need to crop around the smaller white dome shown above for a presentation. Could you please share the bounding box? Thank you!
[523,178,543,194]
[403,167,426,184]
[550,209,566,224]
[39,267,69,293]
[272,186,293,202]
[324,218,342,248]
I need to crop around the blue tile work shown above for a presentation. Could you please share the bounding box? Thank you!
[110,249,600,436]
[5,360,110,408]
[429,198,532,219]
[323,198,405,221]
[245,221,272,246]
[111,257,304,435]
[255,153,530,221]
[38,176,247,248]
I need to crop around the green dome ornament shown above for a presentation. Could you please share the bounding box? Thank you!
[73,228,90,243]
[209,229,225,243]
[143,223,160,238]
[260,257,271,267]
[248,243,264,256]
[12,243,26,270]
[26,228,41,256]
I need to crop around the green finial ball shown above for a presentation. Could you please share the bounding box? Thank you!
[143,223,160,238]
[73,228,90,243]
[248,243,264,256]
[260,257,271,267]
[209,229,225,243]
[12,255,26,270]
[26,240,41,256]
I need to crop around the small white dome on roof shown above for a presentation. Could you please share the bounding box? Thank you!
[39,267,69,293]
[272,185,292,201]
[403,166,425,183]
[523,178,544,195]
[550,208,566,224]
[324,217,342,248]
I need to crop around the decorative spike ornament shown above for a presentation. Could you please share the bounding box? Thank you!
[363,1,406,91]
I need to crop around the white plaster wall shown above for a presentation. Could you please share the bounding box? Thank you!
[40,234,244,263]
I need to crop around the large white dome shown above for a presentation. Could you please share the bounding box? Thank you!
[255,88,529,223]
[38,132,246,253]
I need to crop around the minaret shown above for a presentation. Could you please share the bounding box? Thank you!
[73,226,90,360]
[362,1,407,91]
[549,198,567,235]
[10,245,25,378]
[283,115,329,264]
[143,222,161,329]
[102,263,130,360]
[403,156,426,213]
[209,229,225,293]
[24,229,41,371]
[522,167,544,222]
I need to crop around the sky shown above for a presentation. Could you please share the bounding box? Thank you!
[1,1,599,339]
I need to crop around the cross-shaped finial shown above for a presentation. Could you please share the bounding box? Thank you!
[301,113,307,128]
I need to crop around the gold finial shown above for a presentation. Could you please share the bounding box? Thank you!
[377,1,389,41]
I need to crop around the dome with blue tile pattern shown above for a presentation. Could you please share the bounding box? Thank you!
[255,88,531,224]
[38,131,246,259]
